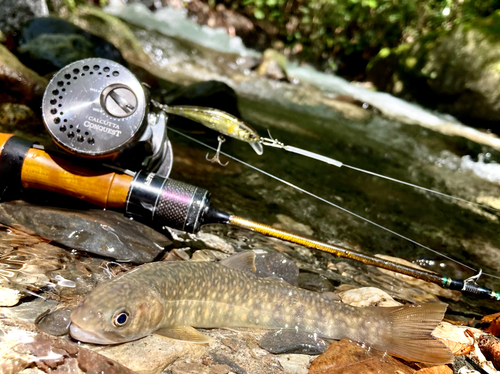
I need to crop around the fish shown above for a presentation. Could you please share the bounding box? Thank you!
[159,104,264,155]
[70,252,454,365]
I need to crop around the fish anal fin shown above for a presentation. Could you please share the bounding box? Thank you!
[380,303,454,364]
[220,251,257,273]
[154,326,213,344]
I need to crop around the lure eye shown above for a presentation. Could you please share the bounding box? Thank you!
[112,311,129,327]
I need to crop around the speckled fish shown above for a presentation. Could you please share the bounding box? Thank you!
[70,253,453,364]
[162,105,264,155]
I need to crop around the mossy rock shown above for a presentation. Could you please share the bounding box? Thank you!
[368,11,500,130]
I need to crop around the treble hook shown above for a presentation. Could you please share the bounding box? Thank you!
[206,135,229,166]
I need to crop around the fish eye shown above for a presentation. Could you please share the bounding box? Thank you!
[112,311,129,327]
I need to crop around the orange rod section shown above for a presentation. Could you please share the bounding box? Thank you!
[20,148,132,208]
[229,215,444,284]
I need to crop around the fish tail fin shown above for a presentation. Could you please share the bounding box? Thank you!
[382,303,454,364]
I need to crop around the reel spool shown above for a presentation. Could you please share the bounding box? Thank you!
[41,58,172,176]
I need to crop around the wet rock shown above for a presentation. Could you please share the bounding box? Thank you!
[0,315,137,374]
[0,201,171,263]
[0,103,41,131]
[451,355,479,373]
[0,0,48,35]
[309,338,415,374]
[374,254,462,301]
[259,329,327,355]
[167,80,240,117]
[254,252,299,286]
[337,287,402,307]
[16,17,125,75]
[276,354,311,374]
[273,214,314,236]
[170,361,210,374]
[478,335,500,370]
[65,6,151,67]
[1,298,58,323]
[192,249,228,262]
[209,352,247,374]
[97,335,207,374]
[17,34,96,76]
[0,43,47,108]
[0,287,21,306]
[298,273,335,293]
[36,308,72,336]
[257,49,289,81]
[367,12,500,131]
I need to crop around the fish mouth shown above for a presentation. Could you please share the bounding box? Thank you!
[69,323,118,345]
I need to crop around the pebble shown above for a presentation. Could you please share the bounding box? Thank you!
[258,329,327,355]
[36,308,72,336]
[0,287,21,306]
[337,287,402,307]
[254,252,299,286]
[276,354,311,374]
[298,272,335,292]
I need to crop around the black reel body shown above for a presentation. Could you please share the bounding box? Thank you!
[41,58,172,176]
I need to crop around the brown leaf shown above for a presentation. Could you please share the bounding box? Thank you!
[415,365,453,374]
[478,334,500,370]
[309,338,415,374]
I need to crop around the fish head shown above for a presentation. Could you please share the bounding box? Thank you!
[70,279,164,344]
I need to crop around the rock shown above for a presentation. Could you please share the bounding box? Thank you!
[17,34,97,76]
[374,254,462,301]
[15,17,125,75]
[259,329,327,355]
[0,103,41,130]
[170,361,210,374]
[0,316,136,374]
[254,252,299,286]
[276,354,311,374]
[337,287,402,307]
[0,43,47,108]
[367,12,500,131]
[65,5,151,68]
[298,273,335,293]
[209,352,247,374]
[480,311,500,336]
[36,308,72,336]
[309,338,415,374]
[257,49,289,81]
[0,201,171,263]
[273,214,314,236]
[478,335,500,370]
[0,287,21,306]
[97,334,207,374]
[167,80,240,117]
[0,0,48,35]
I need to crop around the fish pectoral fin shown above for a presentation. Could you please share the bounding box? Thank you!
[220,251,257,273]
[154,326,213,344]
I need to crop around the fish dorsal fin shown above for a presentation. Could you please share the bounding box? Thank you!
[154,326,213,343]
[219,251,257,273]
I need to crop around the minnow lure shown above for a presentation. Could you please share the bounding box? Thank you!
[153,101,498,214]
[70,253,453,364]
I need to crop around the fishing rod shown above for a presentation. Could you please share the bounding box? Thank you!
[0,132,498,300]
[2,57,497,300]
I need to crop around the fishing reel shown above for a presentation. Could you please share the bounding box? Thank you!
[41,58,173,176]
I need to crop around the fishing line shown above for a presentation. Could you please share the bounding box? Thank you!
[169,127,500,280]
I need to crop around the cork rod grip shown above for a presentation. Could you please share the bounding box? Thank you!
[21,148,133,208]
[0,133,132,208]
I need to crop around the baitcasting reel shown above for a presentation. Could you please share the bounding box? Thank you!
[41,58,173,176]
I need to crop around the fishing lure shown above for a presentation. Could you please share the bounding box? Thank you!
[153,101,499,214]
